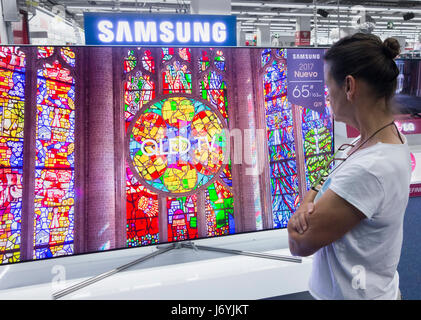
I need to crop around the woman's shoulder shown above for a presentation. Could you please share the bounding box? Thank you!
[351,140,408,163]
[343,142,411,182]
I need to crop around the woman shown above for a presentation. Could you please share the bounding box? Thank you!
[287,33,412,300]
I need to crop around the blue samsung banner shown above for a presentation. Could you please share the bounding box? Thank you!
[84,12,237,46]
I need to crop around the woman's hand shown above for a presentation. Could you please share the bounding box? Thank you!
[289,202,315,234]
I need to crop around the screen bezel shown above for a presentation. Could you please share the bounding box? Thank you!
[0,45,334,266]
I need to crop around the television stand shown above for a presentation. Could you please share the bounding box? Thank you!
[179,242,301,263]
[52,241,301,300]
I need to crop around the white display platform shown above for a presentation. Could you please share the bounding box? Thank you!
[0,229,313,300]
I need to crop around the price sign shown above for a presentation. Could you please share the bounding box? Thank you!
[287,48,325,113]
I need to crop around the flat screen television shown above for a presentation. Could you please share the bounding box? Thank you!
[394,59,421,116]
[0,46,334,265]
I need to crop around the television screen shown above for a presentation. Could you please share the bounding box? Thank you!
[0,46,333,265]
[394,59,421,115]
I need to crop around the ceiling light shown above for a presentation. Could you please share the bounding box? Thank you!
[317,9,329,18]
[233,2,421,14]
[403,12,415,21]
[232,11,313,17]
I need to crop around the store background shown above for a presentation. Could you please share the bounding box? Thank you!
[400,196,421,299]
[0,0,420,300]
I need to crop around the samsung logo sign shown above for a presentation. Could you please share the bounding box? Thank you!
[84,13,237,46]
[98,21,227,43]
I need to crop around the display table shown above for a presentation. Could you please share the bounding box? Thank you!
[0,229,313,300]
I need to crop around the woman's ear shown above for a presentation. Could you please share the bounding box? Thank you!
[344,75,356,101]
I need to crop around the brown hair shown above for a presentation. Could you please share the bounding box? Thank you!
[324,33,400,102]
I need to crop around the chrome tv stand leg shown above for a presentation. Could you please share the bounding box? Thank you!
[52,244,177,300]
[180,242,302,263]
[52,241,301,299]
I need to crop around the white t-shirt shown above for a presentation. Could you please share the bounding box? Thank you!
[308,135,412,300]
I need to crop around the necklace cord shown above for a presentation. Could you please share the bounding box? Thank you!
[348,121,397,157]
[312,121,400,190]
[392,122,404,144]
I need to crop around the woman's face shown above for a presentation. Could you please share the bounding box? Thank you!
[324,62,351,123]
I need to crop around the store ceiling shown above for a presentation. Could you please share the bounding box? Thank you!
[19,0,421,38]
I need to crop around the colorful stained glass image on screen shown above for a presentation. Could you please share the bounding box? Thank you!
[262,49,300,228]
[205,181,234,236]
[126,167,159,247]
[300,106,334,191]
[123,48,159,249]
[0,46,335,265]
[167,195,198,242]
[163,61,192,94]
[0,47,25,264]
[34,48,76,260]
[201,71,229,120]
